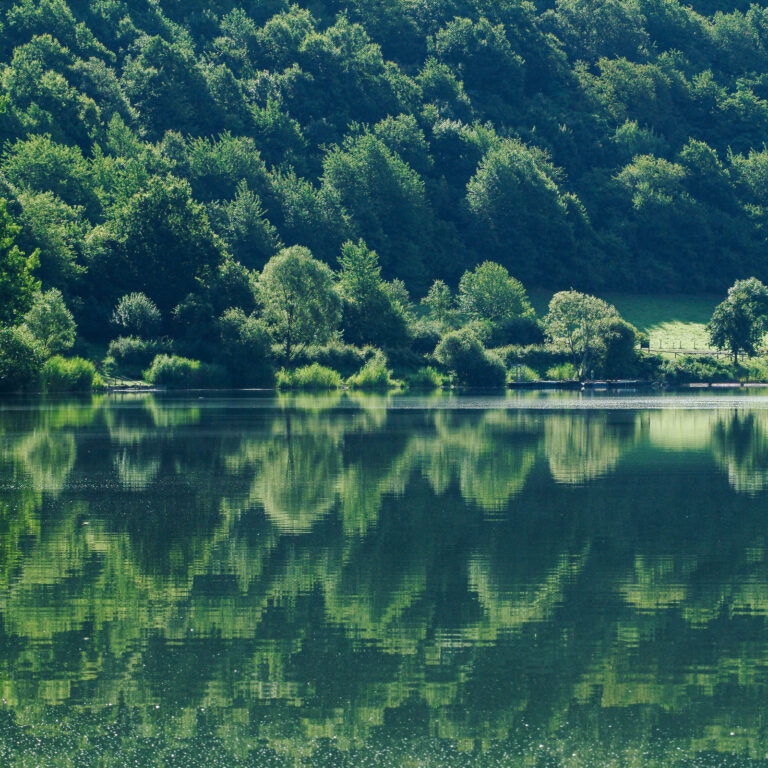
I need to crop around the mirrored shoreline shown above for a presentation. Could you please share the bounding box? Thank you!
[1,392,767,767]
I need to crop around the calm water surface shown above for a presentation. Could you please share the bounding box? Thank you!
[1,391,768,766]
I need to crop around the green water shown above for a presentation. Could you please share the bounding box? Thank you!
[1,391,768,767]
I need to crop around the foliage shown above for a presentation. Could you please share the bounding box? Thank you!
[258,246,341,359]
[6,0,768,374]
[707,278,768,363]
[458,261,534,325]
[91,177,223,326]
[421,280,455,326]
[40,355,100,391]
[466,141,576,285]
[111,292,162,338]
[0,199,38,326]
[508,364,540,382]
[218,307,273,386]
[22,287,76,354]
[276,363,342,390]
[739,357,768,382]
[107,336,174,379]
[544,291,621,377]
[546,362,579,381]
[434,328,507,388]
[143,355,227,389]
[660,354,735,383]
[405,366,444,389]
[0,325,45,392]
[290,342,375,377]
[338,239,411,349]
[410,320,442,354]
[486,316,545,347]
[602,318,643,378]
[497,344,572,373]
[347,351,399,390]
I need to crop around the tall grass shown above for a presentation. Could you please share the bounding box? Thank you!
[405,366,443,390]
[144,355,227,388]
[276,363,342,390]
[41,356,102,392]
[546,362,578,381]
[347,353,399,390]
[507,364,539,382]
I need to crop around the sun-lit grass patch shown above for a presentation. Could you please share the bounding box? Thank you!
[529,291,718,351]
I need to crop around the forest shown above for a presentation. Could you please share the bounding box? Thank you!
[3,0,768,387]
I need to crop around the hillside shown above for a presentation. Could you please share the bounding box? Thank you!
[2,0,768,341]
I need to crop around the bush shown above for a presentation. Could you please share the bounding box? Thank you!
[601,318,641,378]
[434,329,507,388]
[406,366,443,389]
[276,363,343,390]
[144,355,228,388]
[487,316,545,347]
[410,320,442,355]
[636,352,665,380]
[218,308,273,386]
[0,326,45,392]
[108,336,174,378]
[497,344,571,373]
[41,356,101,392]
[112,292,162,337]
[741,357,768,382]
[23,288,77,354]
[507,364,539,382]
[546,362,578,380]
[347,352,399,390]
[660,355,734,384]
[290,342,376,377]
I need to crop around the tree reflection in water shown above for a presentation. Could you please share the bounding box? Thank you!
[0,393,768,766]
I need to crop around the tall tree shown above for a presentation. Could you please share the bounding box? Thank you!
[708,278,768,364]
[544,291,620,377]
[258,246,341,359]
[337,239,411,348]
[0,199,38,327]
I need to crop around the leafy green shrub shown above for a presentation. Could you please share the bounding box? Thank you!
[660,355,734,384]
[601,319,641,378]
[218,308,273,386]
[488,316,544,347]
[41,356,101,392]
[108,336,173,378]
[507,364,539,382]
[741,358,768,382]
[636,352,665,380]
[0,326,45,392]
[290,342,376,377]
[23,288,77,354]
[405,366,443,389]
[546,362,578,380]
[497,344,571,373]
[112,292,162,337]
[276,363,342,390]
[347,352,399,390]
[144,355,227,388]
[410,320,442,354]
[434,329,506,388]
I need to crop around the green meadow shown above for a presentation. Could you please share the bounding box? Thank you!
[530,291,719,351]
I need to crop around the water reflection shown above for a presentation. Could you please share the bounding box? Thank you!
[0,393,767,766]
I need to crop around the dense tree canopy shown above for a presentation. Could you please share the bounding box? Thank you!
[1,0,768,343]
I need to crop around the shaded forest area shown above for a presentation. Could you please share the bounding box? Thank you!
[3,0,768,335]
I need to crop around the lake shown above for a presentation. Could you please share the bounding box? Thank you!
[1,391,768,767]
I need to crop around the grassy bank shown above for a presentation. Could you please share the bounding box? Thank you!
[530,291,719,351]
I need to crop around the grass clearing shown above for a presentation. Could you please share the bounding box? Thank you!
[529,290,719,351]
